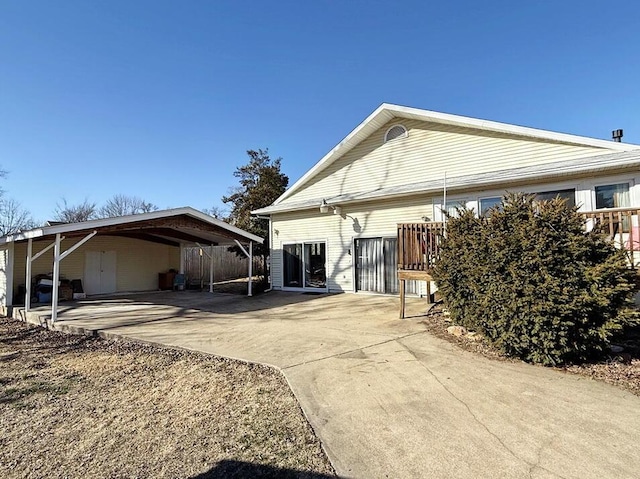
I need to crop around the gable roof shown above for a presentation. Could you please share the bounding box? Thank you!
[1,207,263,245]
[253,149,640,215]
[271,103,640,207]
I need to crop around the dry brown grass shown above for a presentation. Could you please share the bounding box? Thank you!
[0,317,335,479]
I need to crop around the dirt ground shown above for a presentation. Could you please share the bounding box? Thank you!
[0,317,335,479]
[182,277,265,296]
[419,304,640,396]
[209,277,257,295]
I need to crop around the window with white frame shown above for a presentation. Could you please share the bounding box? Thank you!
[595,183,630,209]
[435,199,469,221]
[479,196,502,215]
[535,188,576,208]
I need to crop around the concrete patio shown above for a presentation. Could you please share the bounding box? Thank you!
[13,291,640,479]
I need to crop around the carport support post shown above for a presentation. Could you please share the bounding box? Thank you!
[197,242,216,293]
[49,231,96,323]
[209,244,214,293]
[25,237,64,313]
[179,244,185,275]
[248,241,253,297]
[51,234,61,322]
[233,240,253,297]
[25,239,32,312]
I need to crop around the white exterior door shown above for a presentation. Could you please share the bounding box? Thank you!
[84,251,117,295]
[100,251,117,293]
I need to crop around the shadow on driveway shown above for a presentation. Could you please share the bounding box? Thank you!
[190,459,338,479]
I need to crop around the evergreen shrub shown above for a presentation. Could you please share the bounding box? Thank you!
[432,192,639,365]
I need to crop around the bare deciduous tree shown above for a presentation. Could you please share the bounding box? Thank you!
[99,195,158,218]
[0,198,36,235]
[0,166,37,235]
[54,198,97,223]
[203,205,229,221]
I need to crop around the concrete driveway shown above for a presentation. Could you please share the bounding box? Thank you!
[22,291,640,478]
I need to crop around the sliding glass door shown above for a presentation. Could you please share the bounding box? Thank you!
[355,237,418,294]
[355,238,384,293]
[283,244,304,288]
[283,241,327,290]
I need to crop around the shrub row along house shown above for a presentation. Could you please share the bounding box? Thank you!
[253,103,640,295]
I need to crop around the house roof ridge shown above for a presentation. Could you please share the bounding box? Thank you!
[252,149,640,215]
[273,103,640,206]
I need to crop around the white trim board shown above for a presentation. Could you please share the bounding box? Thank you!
[1,207,263,245]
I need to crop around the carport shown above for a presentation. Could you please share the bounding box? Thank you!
[0,207,263,321]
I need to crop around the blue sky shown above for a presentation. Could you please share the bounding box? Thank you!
[1,1,639,222]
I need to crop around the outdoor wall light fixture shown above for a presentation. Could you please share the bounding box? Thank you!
[320,199,341,215]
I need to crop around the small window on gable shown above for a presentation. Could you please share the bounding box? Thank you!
[384,125,408,143]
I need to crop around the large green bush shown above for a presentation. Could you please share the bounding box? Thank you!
[432,193,639,365]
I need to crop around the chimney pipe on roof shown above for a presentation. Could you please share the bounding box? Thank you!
[612,129,623,142]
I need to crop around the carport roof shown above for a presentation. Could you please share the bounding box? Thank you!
[0,207,263,247]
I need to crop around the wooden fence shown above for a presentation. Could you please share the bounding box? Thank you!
[183,246,264,286]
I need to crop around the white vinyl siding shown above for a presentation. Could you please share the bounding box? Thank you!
[271,196,433,292]
[12,236,180,295]
[281,118,613,205]
[271,173,640,294]
[267,112,639,296]
[0,244,14,306]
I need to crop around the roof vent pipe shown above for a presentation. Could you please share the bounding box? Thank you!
[612,129,623,142]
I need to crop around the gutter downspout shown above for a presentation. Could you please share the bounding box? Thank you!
[254,214,272,293]
[443,172,447,238]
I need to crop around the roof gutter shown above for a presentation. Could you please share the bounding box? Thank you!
[254,154,640,216]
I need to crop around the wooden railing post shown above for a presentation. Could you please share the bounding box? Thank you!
[397,221,444,318]
[581,207,639,268]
